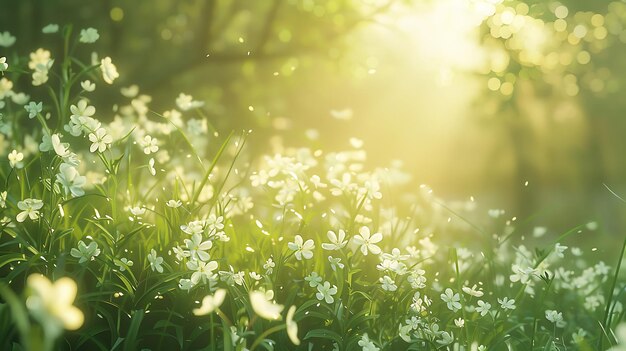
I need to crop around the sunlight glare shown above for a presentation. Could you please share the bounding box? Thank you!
[392,0,501,77]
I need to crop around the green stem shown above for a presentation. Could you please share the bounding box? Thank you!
[210,312,216,351]
[452,248,470,350]
[47,86,62,126]
[599,232,626,349]
[250,324,286,351]
[36,113,51,135]
[216,307,234,328]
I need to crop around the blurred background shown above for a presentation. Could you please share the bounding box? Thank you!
[2,0,626,242]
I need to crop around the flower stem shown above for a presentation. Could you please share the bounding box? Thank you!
[249,324,286,351]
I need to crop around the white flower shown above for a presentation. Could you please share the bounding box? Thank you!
[462,284,484,298]
[70,240,100,263]
[130,205,152,219]
[187,260,218,284]
[114,258,134,272]
[353,226,383,256]
[475,300,491,316]
[28,49,53,86]
[178,278,194,291]
[250,290,284,320]
[315,281,338,303]
[498,297,516,310]
[330,108,353,120]
[381,248,410,261]
[232,271,245,286]
[193,289,227,316]
[81,80,96,92]
[545,309,565,327]
[488,209,505,218]
[26,274,84,332]
[358,333,379,351]
[176,93,205,111]
[304,272,322,287]
[454,318,465,328]
[65,120,83,137]
[101,57,119,84]
[437,331,454,345]
[440,288,461,312]
[121,85,139,98]
[0,77,13,98]
[39,132,53,152]
[70,99,96,121]
[172,246,190,261]
[0,57,7,72]
[379,275,397,292]
[204,214,224,234]
[399,323,413,343]
[184,233,213,261]
[56,163,87,197]
[408,269,427,289]
[148,158,156,176]
[16,198,44,222]
[328,256,344,271]
[140,135,159,154]
[24,101,42,118]
[11,92,29,105]
[32,70,49,86]
[89,128,113,153]
[0,191,6,208]
[321,229,347,250]
[533,226,547,237]
[31,54,54,86]
[361,178,382,199]
[510,264,535,284]
[572,328,587,344]
[377,259,404,273]
[286,305,300,345]
[147,249,164,273]
[0,31,16,47]
[181,220,204,236]
[263,258,275,274]
[42,24,59,33]
[554,243,568,258]
[79,28,99,43]
[166,199,182,208]
[288,234,315,260]
[8,150,24,169]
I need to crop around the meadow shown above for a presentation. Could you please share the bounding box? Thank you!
[1,3,626,351]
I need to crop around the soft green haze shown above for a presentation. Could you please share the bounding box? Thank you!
[0,0,625,350]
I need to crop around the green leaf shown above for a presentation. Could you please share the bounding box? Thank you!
[123,309,145,351]
[0,253,26,270]
[190,131,234,206]
[346,309,377,331]
[223,319,233,351]
[304,328,344,344]
[0,283,29,348]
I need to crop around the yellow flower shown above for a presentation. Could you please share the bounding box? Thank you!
[193,289,226,316]
[28,48,51,70]
[26,274,84,330]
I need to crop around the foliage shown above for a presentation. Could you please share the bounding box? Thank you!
[0,11,625,351]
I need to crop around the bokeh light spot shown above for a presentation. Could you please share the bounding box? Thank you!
[110,7,124,22]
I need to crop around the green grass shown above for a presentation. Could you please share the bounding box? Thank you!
[0,24,624,351]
